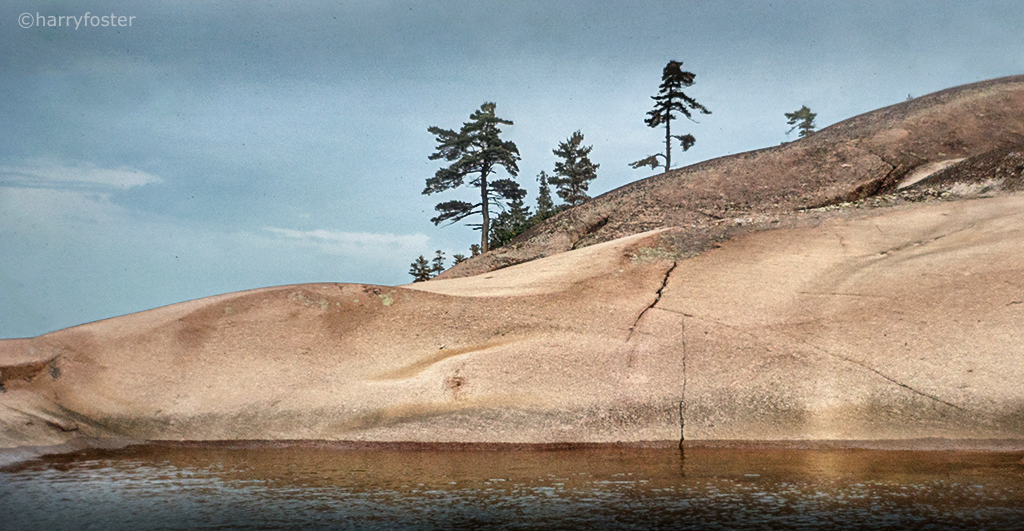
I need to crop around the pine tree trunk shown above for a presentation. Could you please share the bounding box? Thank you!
[480,174,489,253]
[665,113,672,172]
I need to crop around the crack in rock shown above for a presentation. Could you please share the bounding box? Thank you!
[622,261,970,430]
[878,223,976,256]
[679,315,687,450]
[825,351,967,412]
[626,260,678,343]
[671,313,966,413]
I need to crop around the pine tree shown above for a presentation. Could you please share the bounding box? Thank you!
[785,105,817,137]
[631,60,710,172]
[423,102,523,253]
[409,255,432,282]
[536,171,555,220]
[550,131,599,206]
[431,250,446,276]
[452,253,468,265]
[489,193,532,249]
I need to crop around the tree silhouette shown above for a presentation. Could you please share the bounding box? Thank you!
[424,102,523,253]
[550,131,599,205]
[631,60,710,172]
[535,171,555,220]
[408,255,432,282]
[785,105,817,137]
[430,250,446,276]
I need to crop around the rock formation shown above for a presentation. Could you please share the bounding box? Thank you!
[3,76,1023,461]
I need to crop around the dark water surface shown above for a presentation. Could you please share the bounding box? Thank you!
[2,443,1024,530]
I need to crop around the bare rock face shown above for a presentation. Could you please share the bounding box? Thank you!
[3,76,1024,458]
[443,75,1024,279]
[1,232,686,452]
[667,195,1024,440]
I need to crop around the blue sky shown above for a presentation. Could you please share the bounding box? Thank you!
[2,0,1022,338]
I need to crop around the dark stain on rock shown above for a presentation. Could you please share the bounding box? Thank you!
[177,322,215,350]
[0,361,50,385]
[446,372,466,400]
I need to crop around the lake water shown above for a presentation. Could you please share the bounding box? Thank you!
[2,442,1024,530]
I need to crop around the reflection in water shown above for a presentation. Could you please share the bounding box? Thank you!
[2,444,1024,530]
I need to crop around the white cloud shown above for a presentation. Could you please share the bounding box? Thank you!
[264,227,430,257]
[0,159,165,241]
[0,158,162,190]
[0,187,127,236]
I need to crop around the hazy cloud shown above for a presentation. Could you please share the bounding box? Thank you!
[264,227,431,257]
[0,159,162,191]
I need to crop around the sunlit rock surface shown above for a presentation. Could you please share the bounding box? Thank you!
[3,76,1024,460]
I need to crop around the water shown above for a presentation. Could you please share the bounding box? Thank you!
[2,443,1024,530]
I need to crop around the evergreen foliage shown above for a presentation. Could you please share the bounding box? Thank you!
[631,60,710,172]
[426,171,574,262]
[423,102,523,253]
[785,105,817,137]
[488,194,532,249]
[535,171,555,219]
[408,255,432,282]
[550,131,599,205]
[487,183,574,251]
[431,250,446,276]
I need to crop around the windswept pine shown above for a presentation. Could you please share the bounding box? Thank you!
[423,102,523,253]
[786,105,818,137]
[631,60,711,172]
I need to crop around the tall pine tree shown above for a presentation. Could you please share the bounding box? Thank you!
[423,102,523,253]
[550,131,599,206]
[631,60,710,172]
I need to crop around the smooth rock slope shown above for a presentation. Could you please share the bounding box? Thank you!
[3,76,1024,461]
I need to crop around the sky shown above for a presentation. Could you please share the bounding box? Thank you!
[1,0,1022,338]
